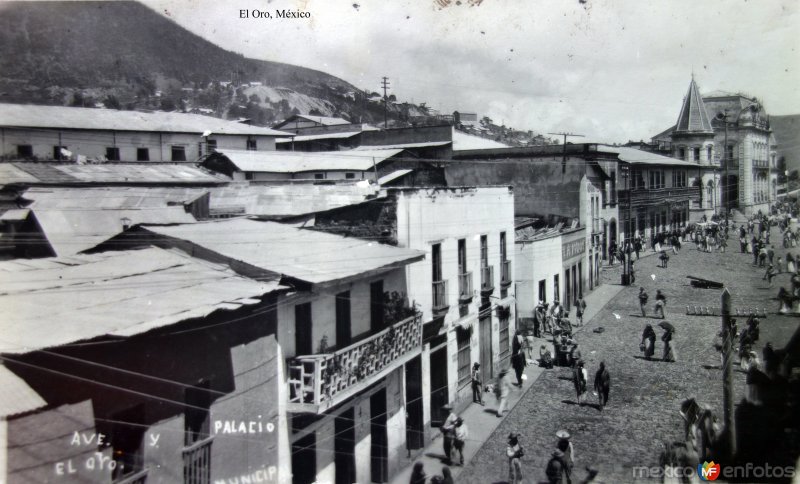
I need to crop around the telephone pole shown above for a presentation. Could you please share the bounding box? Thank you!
[548,132,585,174]
[381,77,390,129]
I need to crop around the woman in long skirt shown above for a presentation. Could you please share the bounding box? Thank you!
[641,324,656,359]
[788,253,796,274]
[662,329,676,362]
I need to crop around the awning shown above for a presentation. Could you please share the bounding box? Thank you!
[454,313,478,330]
[495,296,516,310]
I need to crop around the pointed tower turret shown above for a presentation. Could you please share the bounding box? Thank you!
[674,76,714,134]
[669,76,716,166]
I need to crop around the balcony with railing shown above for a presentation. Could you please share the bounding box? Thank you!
[458,272,473,304]
[432,279,449,314]
[500,259,512,288]
[480,265,494,295]
[287,313,423,414]
[619,186,700,207]
[183,437,212,484]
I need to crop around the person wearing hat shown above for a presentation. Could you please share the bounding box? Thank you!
[545,449,569,484]
[511,344,527,387]
[471,362,484,405]
[534,301,545,337]
[440,405,458,465]
[594,361,611,408]
[556,430,575,479]
[572,360,587,404]
[506,432,524,484]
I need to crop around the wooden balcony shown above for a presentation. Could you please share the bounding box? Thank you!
[500,259,512,287]
[458,272,473,303]
[480,265,495,295]
[619,186,699,207]
[432,279,449,314]
[287,313,423,414]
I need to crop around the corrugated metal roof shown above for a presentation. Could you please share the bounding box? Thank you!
[0,247,283,355]
[33,207,197,256]
[0,208,30,221]
[0,163,39,186]
[274,115,351,128]
[217,149,403,173]
[354,141,451,150]
[9,163,229,185]
[208,184,378,217]
[378,169,413,185]
[452,130,509,151]
[0,103,290,136]
[142,219,425,285]
[23,187,209,209]
[275,131,361,143]
[598,146,700,167]
[0,365,47,417]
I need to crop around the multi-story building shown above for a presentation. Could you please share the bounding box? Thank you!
[309,186,516,438]
[101,218,426,484]
[652,77,778,216]
[0,103,288,162]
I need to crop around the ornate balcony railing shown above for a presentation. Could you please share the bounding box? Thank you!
[183,437,212,484]
[458,272,473,303]
[287,313,423,414]
[619,186,700,206]
[480,265,495,294]
[432,280,449,313]
[500,259,512,287]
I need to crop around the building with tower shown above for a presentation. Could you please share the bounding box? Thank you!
[652,77,777,217]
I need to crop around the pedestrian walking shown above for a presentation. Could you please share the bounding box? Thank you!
[641,324,656,359]
[506,433,524,484]
[452,418,467,466]
[594,361,610,408]
[495,369,512,417]
[662,327,676,362]
[768,245,775,265]
[572,359,588,404]
[441,405,457,464]
[638,287,649,317]
[556,430,576,477]
[471,363,483,405]
[512,349,527,387]
[764,264,777,287]
[409,462,427,484]
[659,250,670,268]
[545,450,569,484]
[654,289,666,319]
[575,295,587,325]
[788,253,796,274]
[525,330,536,362]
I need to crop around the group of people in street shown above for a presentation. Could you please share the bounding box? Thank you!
[640,322,676,362]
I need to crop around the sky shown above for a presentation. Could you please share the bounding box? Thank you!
[140,0,800,143]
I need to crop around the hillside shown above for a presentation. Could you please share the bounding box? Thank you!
[771,115,800,173]
[0,1,421,125]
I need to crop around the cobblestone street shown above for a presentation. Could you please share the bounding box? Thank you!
[461,223,800,484]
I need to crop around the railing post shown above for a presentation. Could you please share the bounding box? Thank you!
[314,360,323,406]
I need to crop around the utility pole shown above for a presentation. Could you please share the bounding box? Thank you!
[381,77,390,129]
[548,132,585,175]
[721,288,736,459]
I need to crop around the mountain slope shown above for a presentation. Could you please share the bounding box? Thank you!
[0,1,410,124]
[771,115,800,172]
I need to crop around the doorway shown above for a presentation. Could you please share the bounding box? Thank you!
[479,314,493,385]
[370,389,388,483]
[335,408,356,484]
[405,356,425,450]
[429,342,448,427]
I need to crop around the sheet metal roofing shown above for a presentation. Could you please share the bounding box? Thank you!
[142,219,425,285]
[378,169,413,186]
[33,206,197,256]
[353,141,450,150]
[22,187,209,209]
[275,131,361,143]
[274,115,351,128]
[0,103,290,136]
[598,146,700,167]
[6,163,229,185]
[0,365,46,417]
[217,149,403,173]
[452,130,510,151]
[0,247,282,355]
[208,183,377,217]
